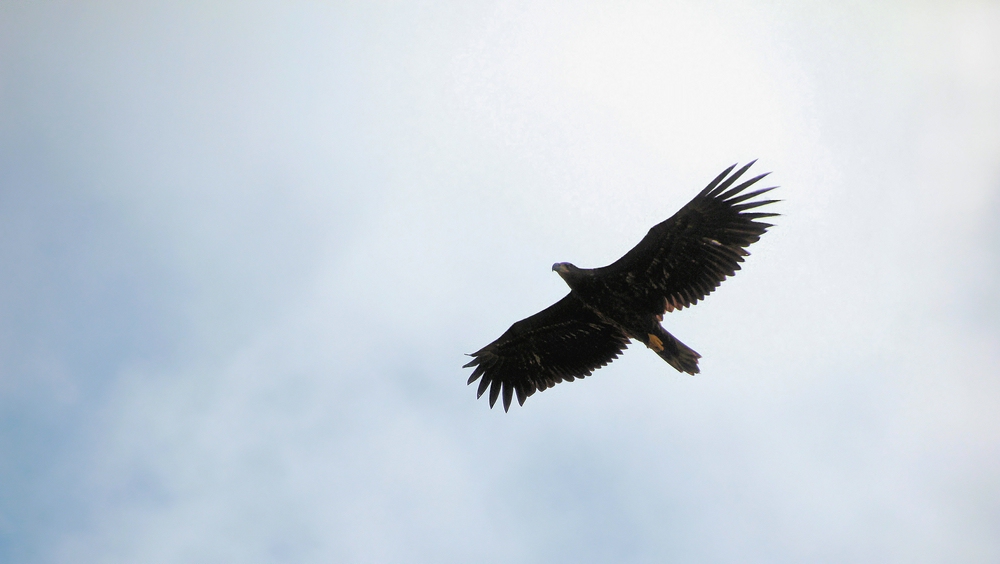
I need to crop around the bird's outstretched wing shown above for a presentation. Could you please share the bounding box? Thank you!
[464,294,630,411]
[598,161,778,314]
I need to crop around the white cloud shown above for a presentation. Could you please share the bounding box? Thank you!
[1,1,998,562]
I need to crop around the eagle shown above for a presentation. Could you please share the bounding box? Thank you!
[464,161,778,411]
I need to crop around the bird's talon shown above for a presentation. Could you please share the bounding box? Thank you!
[647,334,664,352]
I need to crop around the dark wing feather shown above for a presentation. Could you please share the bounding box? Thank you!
[598,161,778,313]
[464,294,630,411]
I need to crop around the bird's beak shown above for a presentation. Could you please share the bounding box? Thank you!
[552,263,559,272]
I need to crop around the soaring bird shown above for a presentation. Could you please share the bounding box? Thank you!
[464,161,778,411]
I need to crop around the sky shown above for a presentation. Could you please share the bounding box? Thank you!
[1,1,999,562]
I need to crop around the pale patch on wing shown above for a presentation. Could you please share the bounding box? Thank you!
[663,295,683,313]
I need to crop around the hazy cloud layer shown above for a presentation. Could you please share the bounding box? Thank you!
[2,1,998,562]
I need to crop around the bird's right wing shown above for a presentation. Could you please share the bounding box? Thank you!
[464,294,630,412]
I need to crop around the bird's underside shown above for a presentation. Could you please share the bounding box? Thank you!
[465,161,778,411]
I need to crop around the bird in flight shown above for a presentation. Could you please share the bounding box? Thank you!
[464,161,778,411]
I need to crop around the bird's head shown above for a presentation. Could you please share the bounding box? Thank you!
[552,262,583,285]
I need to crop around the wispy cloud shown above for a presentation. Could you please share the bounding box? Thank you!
[2,1,998,562]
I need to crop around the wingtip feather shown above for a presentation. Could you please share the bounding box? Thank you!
[700,163,738,196]
[476,376,491,398]
[710,161,756,196]
[725,186,777,205]
[719,172,771,200]
[488,378,502,408]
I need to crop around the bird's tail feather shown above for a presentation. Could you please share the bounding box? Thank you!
[651,328,701,375]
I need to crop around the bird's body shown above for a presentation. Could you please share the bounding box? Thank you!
[465,162,778,411]
[550,264,701,374]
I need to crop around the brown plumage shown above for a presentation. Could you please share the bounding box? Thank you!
[465,162,778,411]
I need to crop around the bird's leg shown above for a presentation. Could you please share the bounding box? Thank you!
[646,334,664,352]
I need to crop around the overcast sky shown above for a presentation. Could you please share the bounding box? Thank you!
[2,1,999,562]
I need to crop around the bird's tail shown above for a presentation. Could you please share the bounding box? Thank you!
[644,328,701,375]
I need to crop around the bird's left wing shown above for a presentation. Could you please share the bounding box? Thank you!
[598,161,778,314]
[464,293,630,411]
